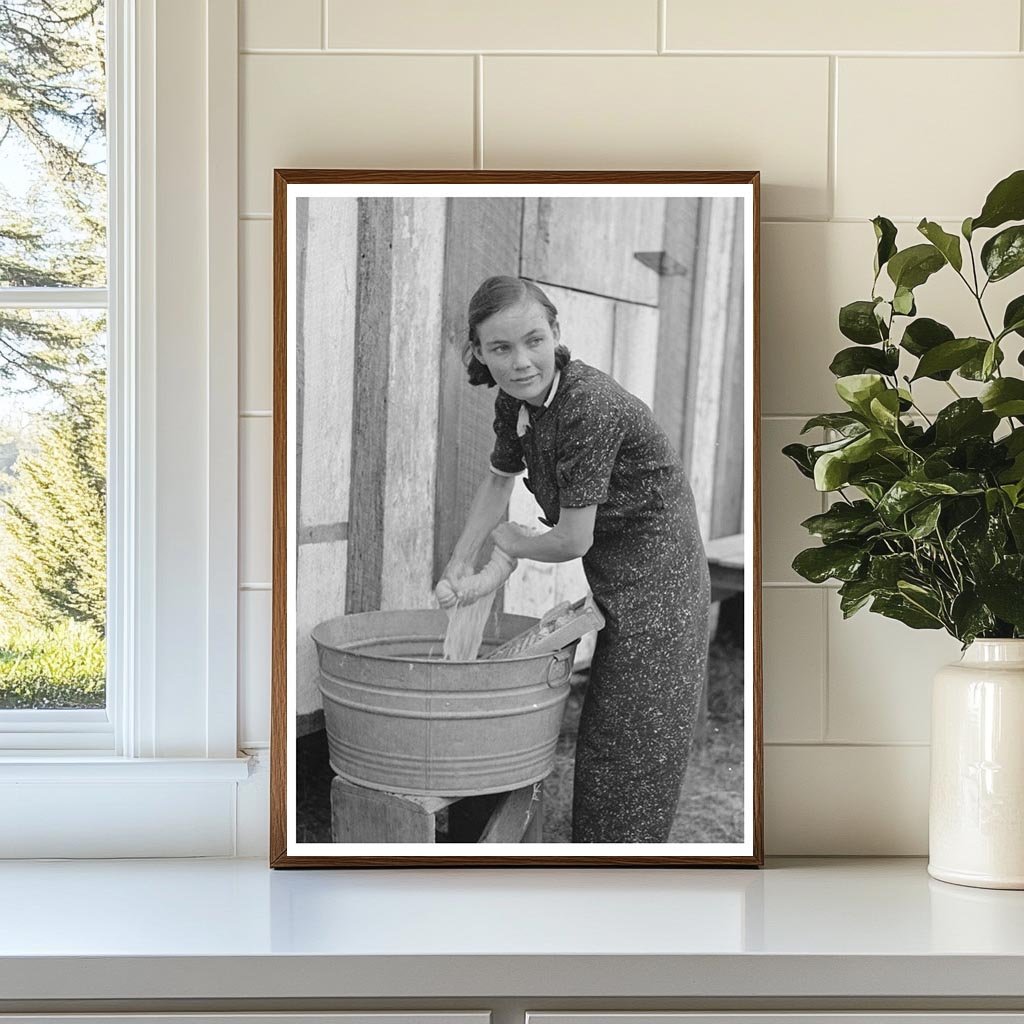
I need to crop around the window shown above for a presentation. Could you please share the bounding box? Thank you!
[0,0,247,857]
[0,0,110,747]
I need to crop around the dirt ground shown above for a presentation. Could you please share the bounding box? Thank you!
[296,599,746,845]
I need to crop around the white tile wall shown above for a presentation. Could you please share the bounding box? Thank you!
[236,4,1024,853]
[835,58,1024,220]
[483,57,831,220]
[240,416,272,587]
[326,0,659,52]
[239,220,273,412]
[241,0,321,50]
[665,0,1021,53]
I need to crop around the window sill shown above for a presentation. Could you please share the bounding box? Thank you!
[0,754,252,782]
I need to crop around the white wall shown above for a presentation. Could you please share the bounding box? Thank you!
[235,0,1024,854]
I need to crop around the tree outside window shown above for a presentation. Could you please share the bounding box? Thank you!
[0,0,107,709]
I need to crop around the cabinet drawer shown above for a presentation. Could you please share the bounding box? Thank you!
[528,1016,1024,1024]
[0,1015,490,1024]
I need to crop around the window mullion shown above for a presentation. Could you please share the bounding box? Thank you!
[0,287,108,310]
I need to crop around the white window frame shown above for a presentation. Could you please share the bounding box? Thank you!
[0,0,249,858]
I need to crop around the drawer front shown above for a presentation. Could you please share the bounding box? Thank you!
[0,1015,490,1024]
[528,1016,1024,1024]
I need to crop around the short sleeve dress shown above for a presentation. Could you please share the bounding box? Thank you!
[490,359,711,843]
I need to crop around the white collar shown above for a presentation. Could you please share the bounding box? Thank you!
[516,370,561,437]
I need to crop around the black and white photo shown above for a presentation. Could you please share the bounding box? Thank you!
[271,171,762,866]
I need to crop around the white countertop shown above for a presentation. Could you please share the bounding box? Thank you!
[1,857,1023,1001]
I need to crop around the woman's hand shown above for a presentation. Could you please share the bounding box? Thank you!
[435,559,474,609]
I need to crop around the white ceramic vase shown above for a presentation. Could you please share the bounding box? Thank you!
[929,639,1024,889]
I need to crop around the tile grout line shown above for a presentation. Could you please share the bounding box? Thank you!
[658,0,666,54]
[820,587,830,743]
[474,55,484,169]
[237,47,1024,57]
[1021,0,1024,51]
[827,55,838,221]
[321,0,328,50]
[765,740,931,748]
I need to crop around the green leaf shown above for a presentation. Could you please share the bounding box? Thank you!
[836,373,886,413]
[950,593,995,644]
[981,225,1024,282]
[950,594,995,644]
[868,553,915,587]
[908,500,943,540]
[839,300,887,345]
[877,479,958,524]
[917,219,963,272]
[782,442,815,479]
[982,341,1000,381]
[979,378,1024,418]
[976,581,1024,629]
[814,451,851,491]
[868,389,902,430]
[959,344,1004,381]
[900,317,955,363]
[800,501,879,543]
[871,594,943,630]
[911,338,988,381]
[1003,295,1024,339]
[892,286,916,316]
[962,216,974,241]
[792,543,866,584]
[838,579,880,618]
[872,215,898,277]
[829,345,899,378]
[933,399,999,445]
[887,244,946,291]
[971,168,1024,232]
[800,413,866,435]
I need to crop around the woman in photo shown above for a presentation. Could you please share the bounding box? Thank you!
[437,276,711,843]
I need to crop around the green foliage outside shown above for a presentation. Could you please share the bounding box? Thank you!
[785,170,1024,645]
[0,1,107,708]
[0,619,104,708]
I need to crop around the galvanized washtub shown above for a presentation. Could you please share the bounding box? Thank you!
[311,609,577,797]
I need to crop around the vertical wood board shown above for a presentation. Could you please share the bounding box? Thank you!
[688,198,741,539]
[612,300,660,410]
[296,539,348,717]
[296,197,358,531]
[711,206,748,540]
[652,197,701,454]
[433,198,523,588]
[346,199,392,614]
[540,283,615,373]
[521,197,667,304]
[381,198,447,610]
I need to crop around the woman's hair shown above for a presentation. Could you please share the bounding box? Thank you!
[463,276,571,387]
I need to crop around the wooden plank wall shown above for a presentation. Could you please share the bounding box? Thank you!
[379,198,447,610]
[710,203,748,540]
[294,197,357,719]
[652,198,701,457]
[687,197,743,541]
[433,198,523,597]
[348,197,447,615]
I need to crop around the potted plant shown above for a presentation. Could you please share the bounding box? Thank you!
[784,168,1024,889]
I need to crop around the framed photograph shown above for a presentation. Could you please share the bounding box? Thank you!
[270,170,762,867]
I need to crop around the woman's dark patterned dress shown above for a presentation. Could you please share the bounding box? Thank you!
[490,359,711,842]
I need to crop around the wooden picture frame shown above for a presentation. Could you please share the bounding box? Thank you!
[270,170,762,867]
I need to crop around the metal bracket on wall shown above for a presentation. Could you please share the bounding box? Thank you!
[633,250,688,276]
